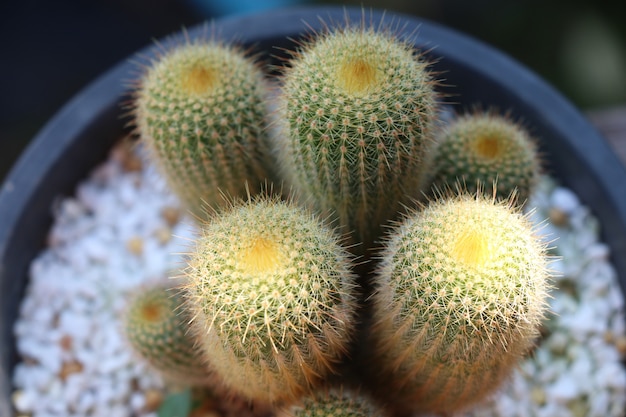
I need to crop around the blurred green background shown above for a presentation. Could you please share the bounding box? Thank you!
[1,0,625,182]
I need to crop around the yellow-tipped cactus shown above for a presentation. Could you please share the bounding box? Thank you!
[123,281,220,386]
[426,111,541,204]
[183,196,358,405]
[367,193,551,414]
[133,39,272,217]
[275,24,439,252]
[277,389,386,417]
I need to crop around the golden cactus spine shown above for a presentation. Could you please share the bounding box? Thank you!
[133,39,273,218]
[183,196,358,405]
[275,24,439,253]
[367,193,551,414]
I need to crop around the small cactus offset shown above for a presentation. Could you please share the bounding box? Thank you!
[133,39,273,217]
[277,389,387,417]
[426,111,541,204]
[123,281,220,386]
[274,23,439,252]
[367,193,551,414]
[183,195,359,405]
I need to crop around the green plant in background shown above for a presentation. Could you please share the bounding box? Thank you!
[274,24,439,254]
[425,110,541,204]
[132,39,273,218]
[366,192,551,415]
[123,281,220,386]
[182,195,359,405]
[277,389,387,417]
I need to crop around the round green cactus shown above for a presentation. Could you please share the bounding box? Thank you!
[277,389,386,417]
[183,196,358,404]
[274,24,439,252]
[133,39,273,217]
[367,193,551,414]
[426,111,541,204]
[123,281,219,386]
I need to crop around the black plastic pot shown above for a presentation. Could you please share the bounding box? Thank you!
[1,6,625,416]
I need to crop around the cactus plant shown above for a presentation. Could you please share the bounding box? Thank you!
[367,192,551,414]
[277,389,386,417]
[132,38,273,218]
[426,111,541,204]
[274,23,439,253]
[183,195,359,405]
[123,281,220,386]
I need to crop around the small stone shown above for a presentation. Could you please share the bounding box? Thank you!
[154,227,172,245]
[59,334,73,351]
[76,390,96,414]
[59,360,84,381]
[586,243,610,260]
[12,389,33,413]
[547,375,579,402]
[143,389,164,412]
[551,187,580,214]
[161,206,182,227]
[613,335,626,358]
[547,331,569,356]
[569,399,589,417]
[130,392,146,411]
[530,386,546,405]
[126,236,144,256]
[548,207,569,227]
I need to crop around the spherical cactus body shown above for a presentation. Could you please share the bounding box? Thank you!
[275,25,438,252]
[277,389,386,417]
[123,282,219,386]
[133,39,272,217]
[184,196,358,405]
[368,193,551,414]
[426,111,541,204]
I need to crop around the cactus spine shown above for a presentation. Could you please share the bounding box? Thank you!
[183,196,358,404]
[368,193,551,414]
[133,40,272,217]
[123,282,219,386]
[426,111,541,204]
[275,25,438,252]
[277,389,386,417]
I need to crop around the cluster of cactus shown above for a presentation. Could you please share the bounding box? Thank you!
[124,14,551,417]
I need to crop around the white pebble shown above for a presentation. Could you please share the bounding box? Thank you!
[588,390,610,417]
[551,187,580,213]
[130,392,146,411]
[546,375,580,402]
[596,362,626,390]
[12,389,35,413]
[586,242,610,260]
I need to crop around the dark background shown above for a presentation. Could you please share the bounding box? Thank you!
[1,0,625,182]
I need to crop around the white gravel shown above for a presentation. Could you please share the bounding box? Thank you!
[10,142,626,417]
